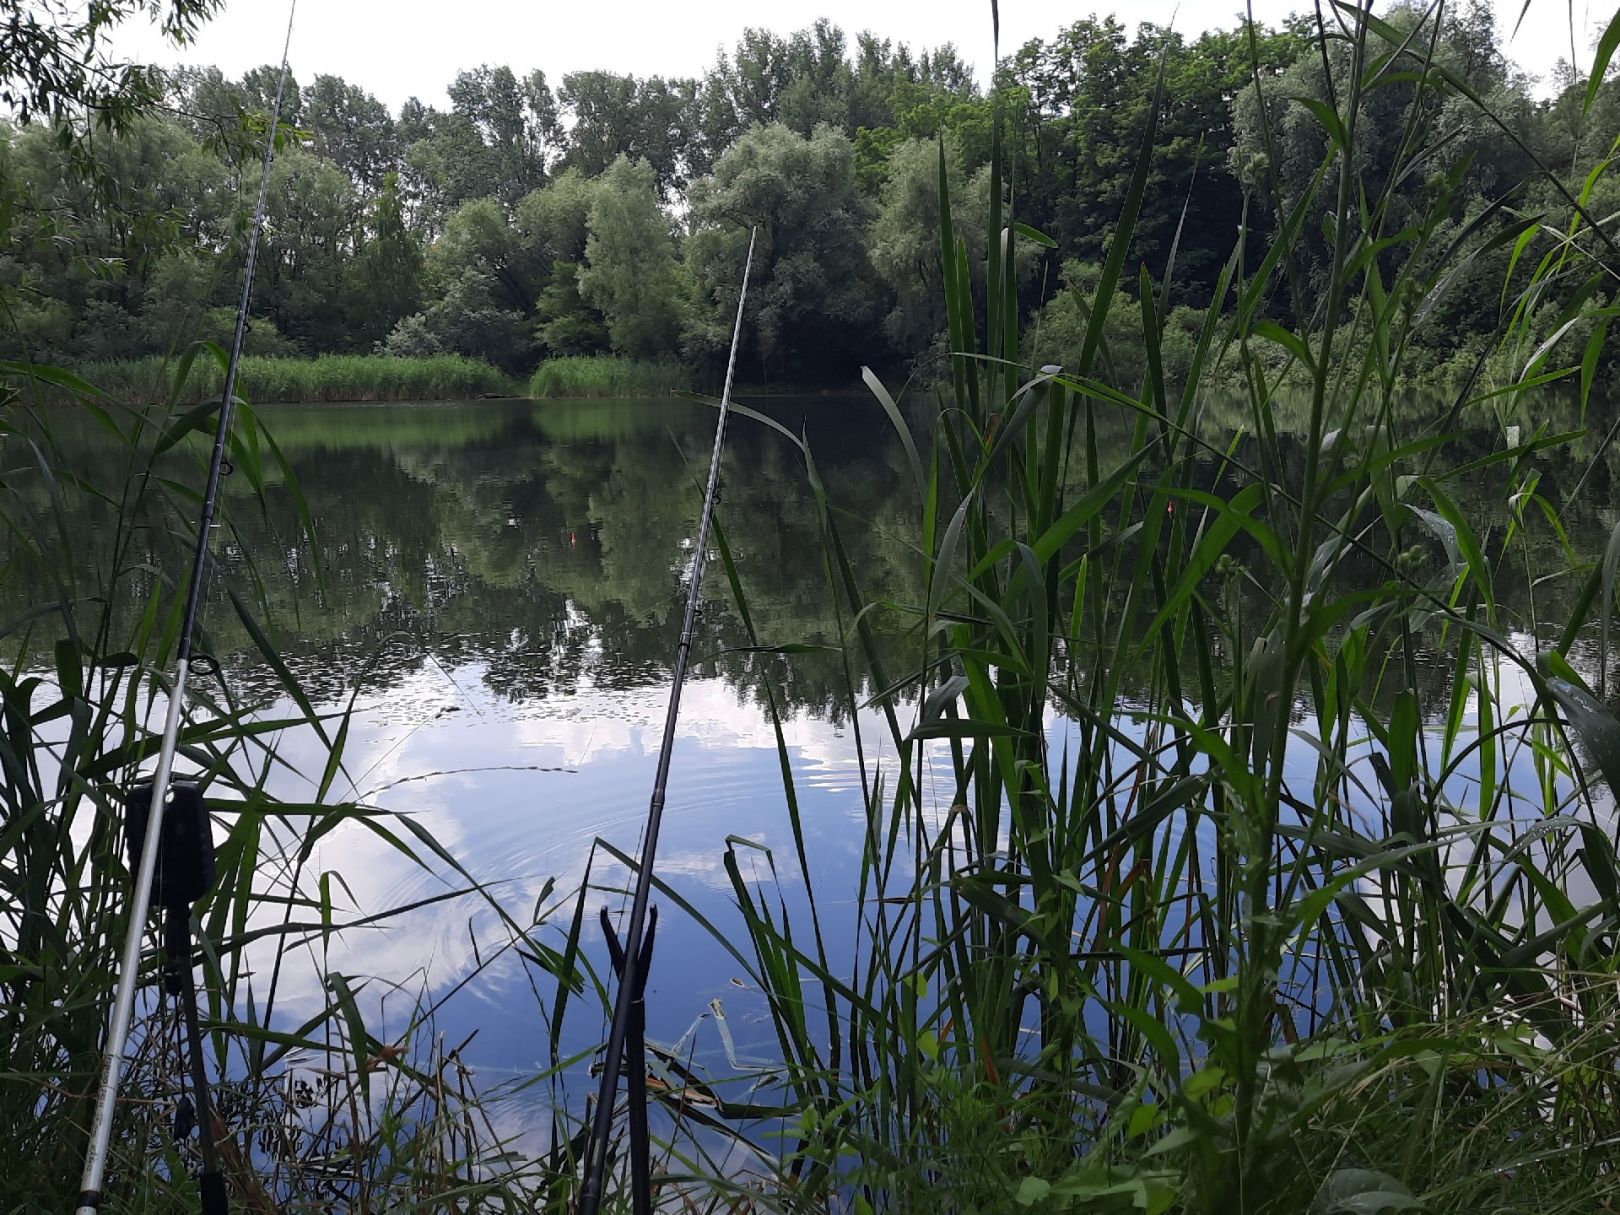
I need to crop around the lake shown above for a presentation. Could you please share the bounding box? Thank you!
[242,396,926,1147]
[5,390,1617,1163]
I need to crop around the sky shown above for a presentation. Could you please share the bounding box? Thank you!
[108,0,1607,113]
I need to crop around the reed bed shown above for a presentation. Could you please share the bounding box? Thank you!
[528,355,694,399]
[626,8,1620,1213]
[7,353,520,405]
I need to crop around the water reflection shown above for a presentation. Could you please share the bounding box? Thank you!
[9,394,1619,710]
[260,655,907,1098]
[5,392,1617,1128]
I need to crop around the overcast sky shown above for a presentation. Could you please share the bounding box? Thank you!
[109,0,1606,113]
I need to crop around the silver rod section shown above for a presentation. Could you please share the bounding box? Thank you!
[578,227,757,1215]
[76,6,297,1209]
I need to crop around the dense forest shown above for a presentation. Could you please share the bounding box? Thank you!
[2,4,1618,387]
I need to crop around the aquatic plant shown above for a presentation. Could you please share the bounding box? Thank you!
[4,353,520,406]
[654,6,1620,1212]
[528,355,695,400]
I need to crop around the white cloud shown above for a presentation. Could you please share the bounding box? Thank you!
[106,0,1605,113]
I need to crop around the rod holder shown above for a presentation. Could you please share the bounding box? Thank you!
[124,778,216,910]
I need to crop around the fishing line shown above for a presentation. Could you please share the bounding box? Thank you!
[578,227,758,1215]
[76,5,298,1211]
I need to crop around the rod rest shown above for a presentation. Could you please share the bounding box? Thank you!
[124,778,216,909]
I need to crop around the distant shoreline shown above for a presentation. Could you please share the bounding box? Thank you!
[4,353,875,406]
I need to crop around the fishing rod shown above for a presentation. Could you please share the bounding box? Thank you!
[76,6,298,1211]
[578,227,757,1215]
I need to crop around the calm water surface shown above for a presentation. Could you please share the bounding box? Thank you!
[10,392,1619,1146]
[230,396,913,1138]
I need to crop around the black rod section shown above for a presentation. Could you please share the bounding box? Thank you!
[600,906,658,1215]
[577,227,757,1215]
[170,907,227,1212]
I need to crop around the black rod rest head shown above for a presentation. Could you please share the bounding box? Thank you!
[599,904,658,991]
[124,778,217,910]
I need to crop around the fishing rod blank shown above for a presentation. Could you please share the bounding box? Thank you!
[76,6,297,1210]
[577,227,758,1215]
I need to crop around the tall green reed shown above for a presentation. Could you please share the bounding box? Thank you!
[695,7,1620,1212]
[0,345,570,1209]
[5,353,520,406]
[528,355,695,400]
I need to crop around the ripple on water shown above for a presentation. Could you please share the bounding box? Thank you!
[274,661,878,994]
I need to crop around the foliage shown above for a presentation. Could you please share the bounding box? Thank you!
[533,262,608,357]
[558,70,694,196]
[0,0,217,127]
[579,157,682,360]
[1029,260,1208,392]
[5,9,1619,394]
[400,64,559,227]
[685,122,882,378]
[868,139,986,353]
[515,166,599,270]
[302,71,402,191]
[527,354,692,399]
[348,173,423,347]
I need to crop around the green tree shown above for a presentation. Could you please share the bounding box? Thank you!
[685,122,881,378]
[448,65,548,203]
[535,262,608,355]
[426,196,542,315]
[258,145,363,351]
[867,85,993,185]
[869,139,978,352]
[139,251,225,353]
[2,112,231,362]
[303,74,400,191]
[1028,259,1206,390]
[1230,3,1529,303]
[172,64,304,163]
[558,72,696,196]
[779,21,853,134]
[348,173,422,347]
[579,157,680,359]
[512,170,609,356]
[515,168,599,271]
[727,29,792,127]
[403,109,496,234]
[522,70,566,169]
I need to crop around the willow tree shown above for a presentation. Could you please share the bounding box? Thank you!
[579,156,680,360]
[684,121,881,379]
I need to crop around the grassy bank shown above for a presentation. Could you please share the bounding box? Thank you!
[8,353,520,405]
[6,349,871,408]
[528,354,696,398]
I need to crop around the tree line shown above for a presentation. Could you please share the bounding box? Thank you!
[2,4,1616,386]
